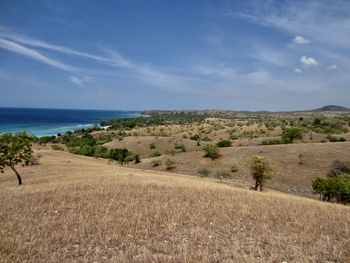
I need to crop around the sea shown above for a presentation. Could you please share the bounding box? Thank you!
[0,107,140,137]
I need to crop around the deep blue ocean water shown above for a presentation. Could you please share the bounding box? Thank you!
[0,108,139,137]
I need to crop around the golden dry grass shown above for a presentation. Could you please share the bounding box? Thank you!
[1,150,349,262]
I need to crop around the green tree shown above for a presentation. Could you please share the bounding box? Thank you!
[249,155,276,191]
[312,175,350,203]
[282,127,303,143]
[0,132,33,185]
[202,144,220,160]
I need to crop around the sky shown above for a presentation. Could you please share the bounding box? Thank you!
[0,0,349,111]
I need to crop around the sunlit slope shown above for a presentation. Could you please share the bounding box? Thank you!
[0,150,349,262]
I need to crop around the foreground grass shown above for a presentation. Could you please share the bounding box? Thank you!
[0,151,349,262]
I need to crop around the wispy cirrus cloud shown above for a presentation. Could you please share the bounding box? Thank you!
[0,37,75,72]
[0,27,195,92]
[226,1,350,48]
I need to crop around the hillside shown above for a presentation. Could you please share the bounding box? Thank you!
[0,150,349,262]
[131,141,350,197]
[312,105,350,112]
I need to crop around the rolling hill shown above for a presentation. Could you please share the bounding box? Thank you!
[0,150,349,262]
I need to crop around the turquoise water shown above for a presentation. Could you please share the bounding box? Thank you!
[0,108,139,137]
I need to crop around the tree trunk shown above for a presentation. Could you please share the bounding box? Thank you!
[10,166,22,185]
[259,183,264,192]
[253,180,259,191]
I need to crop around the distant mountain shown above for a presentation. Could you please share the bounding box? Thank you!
[311,105,350,112]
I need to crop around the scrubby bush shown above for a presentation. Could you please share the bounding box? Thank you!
[282,127,303,143]
[216,139,232,148]
[165,159,175,170]
[198,168,211,177]
[149,142,156,149]
[202,136,211,141]
[203,144,220,160]
[51,144,64,151]
[312,175,350,203]
[230,165,239,173]
[109,148,134,164]
[94,146,110,158]
[29,155,40,165]
[151,160,162,167]
[261,139,282,145]
[327,135,346,142]
[190,134,200,141]
[249,155,276,191]
[38,135,57,145]
[327,160,350,177]
[174,143,186,152]
[149,151,161,158]
[214,170,231,182]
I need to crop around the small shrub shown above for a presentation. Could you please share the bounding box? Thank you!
[165,159,175,170]
[151,160,162,167]
[149,151,161,158]
[230,165,239,173]
[217,139,232,148]
[214,170,231,182]
[203,144,220,160]
[327,160,350,177]
[149,142,156,149]
[202,136,212,141]
[198,168,211,177]
[174,143,186,152]
[134,154,141,164]
[51,144,64,151]
[190,134,200,141]
[165,149,177,156]
[261,139,282,145]
[30,155,40,165]
[328,135,346,142]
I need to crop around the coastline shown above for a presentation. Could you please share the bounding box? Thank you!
[0,108,141,137]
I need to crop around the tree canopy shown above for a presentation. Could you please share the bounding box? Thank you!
[0,132,33,185]
[249,155,276,191]
[282,127,303,143]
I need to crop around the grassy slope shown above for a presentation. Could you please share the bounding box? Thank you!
[0,150,349,262]
[132,141,350,197]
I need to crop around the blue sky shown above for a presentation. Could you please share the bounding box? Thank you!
[0,0,349,111]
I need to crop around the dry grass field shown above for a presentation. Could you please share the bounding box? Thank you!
[1,150,349,262]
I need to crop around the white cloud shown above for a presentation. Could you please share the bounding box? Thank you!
[300,56,319,67]
[293,35,311,44]
[327,64,338,70]
[69,76,85,86]
[0,37,75,72]
[294,68,302,73]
